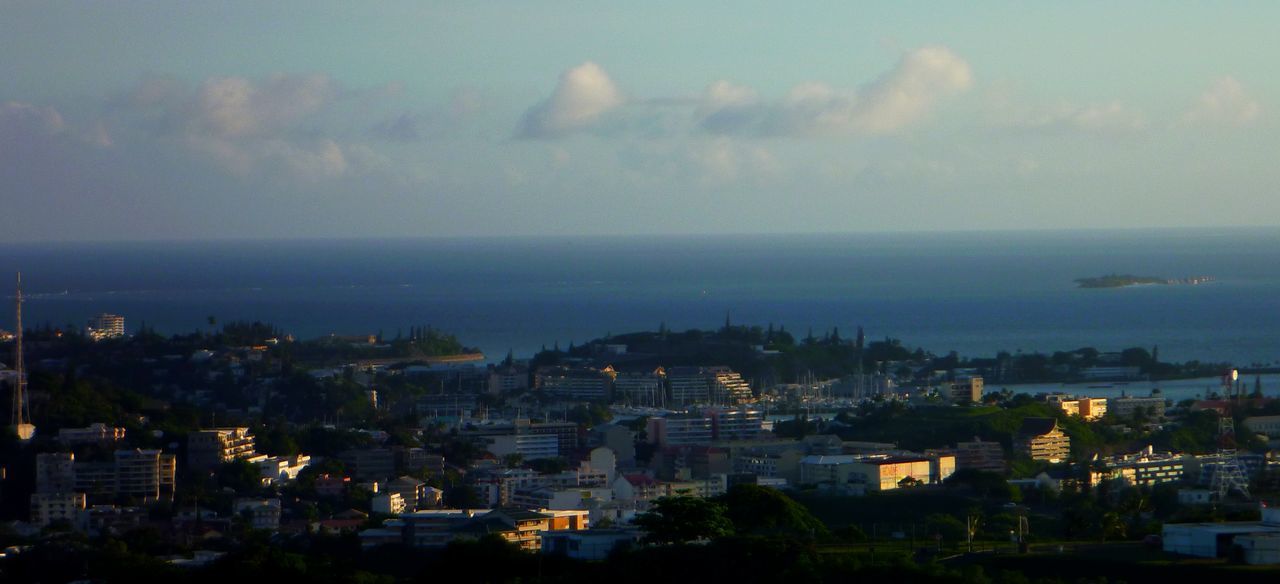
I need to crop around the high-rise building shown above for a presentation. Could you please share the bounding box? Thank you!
[188,427,259,470]
[86,313,125,341]
[1016,418,1071,463]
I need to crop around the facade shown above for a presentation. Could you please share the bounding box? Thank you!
[1088,448,1186,487]
[366,508,589,552]
[488,364,529,394]
[947,377,984,404]
[233,498,282,531]
[1016,418,1071,463]
[86,313,125,340]
[1244,416,1280,440]
[647,415,713,447]
[541,529,640,560]
[708,367,753,404]
[848,456,941,492]
[1164,508,1280,562]
[372,492,407,515]
[1109,395,1166,420]
[35,453,76,494]
[487,433,560,460]
[58,423,126,445]
[338,448,396,481]
[188,427,259,470]
[1049,396,1108,421]
[954,439,1006,474]
[112,449,177,500]
[30,492,86,528]
[257,454,311,484]
[537,367,612,401]
[704,406,765,441]
[666,367,711,405]
[612,370,665,407]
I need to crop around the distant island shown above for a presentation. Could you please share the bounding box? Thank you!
[1076,274,1215,288]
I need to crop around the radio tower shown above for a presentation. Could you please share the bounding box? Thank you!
[1210,409,1250,501]
[10,272,34,441]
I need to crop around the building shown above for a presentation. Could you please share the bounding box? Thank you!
[612,370,665,407]
[488,364,529,394]
[541,529,640,560]
[704,406,765,441]
[953,439,1006,474]
[848,456,947,492]
[188,427,259,471]
[257,454,311,484]
[386,476,431,510]
[30,492,86,528]
[1016,418,1070,463]
[1047,396,1108,421]
[57,423,126,445]
[947,377,984,404]
[537,367,612,401]
[647,415,713,447]
[112,449,177,500]
[1244,416,1280,442]
[708,367,753,404]
[86,313,125,340]
[666,367,711,405]
[486,433,559,461]
[372,492,407,515]
[363,508,589,551]
[35,453,76,494]
[233,498,281,531]
[39,450,176,501]
[1164,507,1280,563]
[338,448,396,481]
[1108,395,1166,420]
[1089,447,1187,487]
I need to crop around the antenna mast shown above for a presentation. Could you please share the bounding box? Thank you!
[11,272,34,440]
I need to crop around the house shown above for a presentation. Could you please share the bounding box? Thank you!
[1016,418,1070,463]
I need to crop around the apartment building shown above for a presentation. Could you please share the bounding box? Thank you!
[86,313,125,340]
[612,370,665,407]
[57,423,126,445]
[646,415,713,447]
[30,492,86,528]
[1016,418,1071,463]
[704,406,765,441]
[188,427,259,470]
[537,367,612,401]
[953,439,1006,474]
[1109,395,1166,420]
[947,377,984,404]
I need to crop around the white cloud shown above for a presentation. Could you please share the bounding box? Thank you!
[517,62,624,138]
[689,138,780,184]
[122,74,381,180]
[988,98,1146,132]
[699,46,972,137]
[0,101,66,140]
[1183,76,1260,126]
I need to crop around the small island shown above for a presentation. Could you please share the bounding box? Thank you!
[1076,273,1215,288]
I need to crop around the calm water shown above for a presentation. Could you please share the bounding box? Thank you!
[1,228,1279,365]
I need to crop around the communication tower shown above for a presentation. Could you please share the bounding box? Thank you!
[10,272,35,441]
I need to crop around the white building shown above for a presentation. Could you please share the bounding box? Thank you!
[30,492,86,528]
[1164,507,1280,562]
[257,454,311,484]
[487,433,559,461]
[372,492,407,515]
[233,498,282,531]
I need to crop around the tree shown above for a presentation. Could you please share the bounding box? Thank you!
[718,484,829,538]
[634,496,734,544]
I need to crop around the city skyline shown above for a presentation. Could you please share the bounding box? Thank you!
[2,2,1278,241]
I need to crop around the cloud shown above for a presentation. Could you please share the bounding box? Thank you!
[1183,76,1260,126]
[0,101,67,143]
[699,46,972,137]
[517,61,623,138]
[121,74,379,180]
[369,112,421,141]
[988,99,1147,133]
[688,138,780,184]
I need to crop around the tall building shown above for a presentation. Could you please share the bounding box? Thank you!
[188,427,259,470]
[646,415,713,446]
[536,367,612,401]
[1016,418,1071,463]
[86,313,125,341]
[947,377,984,404]
[953,439,1006,474]
[30,492,86,528]
[35,453,76,494]
[612,369,665,407]
[667,366,752,406]
[703,406,765,441]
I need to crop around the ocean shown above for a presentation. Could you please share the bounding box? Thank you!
[2,228,1279,366]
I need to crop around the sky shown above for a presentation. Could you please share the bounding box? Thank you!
[1,1,1277,241]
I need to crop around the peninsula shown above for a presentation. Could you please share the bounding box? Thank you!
[1075,274,1215,288]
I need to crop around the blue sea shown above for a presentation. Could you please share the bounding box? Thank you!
[2,228,1279,365]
